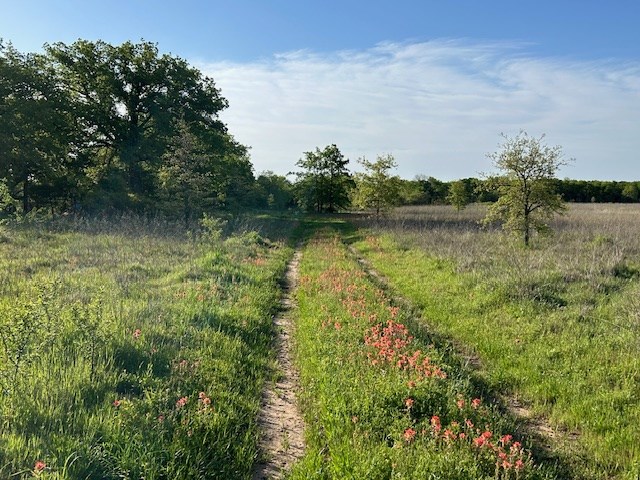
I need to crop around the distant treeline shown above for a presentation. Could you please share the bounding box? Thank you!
[397,177,640,205]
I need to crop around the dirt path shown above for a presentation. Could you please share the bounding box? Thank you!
[252,250,305,480]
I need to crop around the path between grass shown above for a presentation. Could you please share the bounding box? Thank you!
[346,243,579,465]
[252,249,305,480]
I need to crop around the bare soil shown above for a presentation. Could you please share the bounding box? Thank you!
[252,250,305,480]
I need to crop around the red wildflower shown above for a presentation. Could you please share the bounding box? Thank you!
[457,398,465,409]
[34,461,46,472]
[133,328,141,339]
[404,427,417,442]
[113,399,121,407]
[176,396,188,408]
[471,398,481,409]
[430,415,441,432]
[405,398,414,409]
[500,434,513,446]
[473,436,486,447]
[443,429,456,441]
[515,459,525,470]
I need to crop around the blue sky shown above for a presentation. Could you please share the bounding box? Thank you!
[2,0,639,180]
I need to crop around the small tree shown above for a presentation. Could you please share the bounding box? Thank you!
[0,179,17,218]
[352,154,401,219]
[158,120,212,227]
[622,183,639,203]
[447,179,473,211]
[294,144,353,213]
[483,132,568,246]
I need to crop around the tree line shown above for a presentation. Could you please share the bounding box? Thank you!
[0,39,259,221]
[1,39,638,223]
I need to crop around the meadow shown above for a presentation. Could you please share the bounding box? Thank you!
[2,204,639,479]
[0,214,295,479]
[349,203,640,479]
[288,223,559,479]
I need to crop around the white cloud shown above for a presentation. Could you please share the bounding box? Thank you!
[198,40,640,180]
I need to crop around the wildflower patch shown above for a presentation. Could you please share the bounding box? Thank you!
[290,229,555,479]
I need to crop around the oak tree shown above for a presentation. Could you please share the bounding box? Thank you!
[45,40,229,199]
[352,154,401,219]
[483,132,568,246]
[294,144,353,213]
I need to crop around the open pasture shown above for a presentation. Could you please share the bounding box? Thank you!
[350,203,640,478]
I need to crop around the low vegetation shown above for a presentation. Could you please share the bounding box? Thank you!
[351,203,640,479]
[0,214,295,479]
[289,223,559,479]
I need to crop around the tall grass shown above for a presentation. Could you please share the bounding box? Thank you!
[0,214,295,479]
[289,225,558,479]
[350,204,640,479]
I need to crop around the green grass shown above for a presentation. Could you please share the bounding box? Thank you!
[350,204,640,479]
[0,214,295,479]
[289,224,559,479]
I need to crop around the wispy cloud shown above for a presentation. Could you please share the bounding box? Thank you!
[199,40,640,180]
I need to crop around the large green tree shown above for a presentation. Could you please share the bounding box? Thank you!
[45,40,230,201]
[294,144,353,213]
[352,154,401,219]
[0,42,77,213]
[483,131,568,246]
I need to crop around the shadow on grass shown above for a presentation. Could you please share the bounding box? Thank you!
[296,213,577,479]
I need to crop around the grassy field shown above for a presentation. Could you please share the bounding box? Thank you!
[0,214,295,479]
[289,221,559,479]
[3,205,638,479]
[349,204,640,479]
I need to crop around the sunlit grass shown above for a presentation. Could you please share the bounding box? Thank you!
[289,225,558,479]
[350,204,640,479]
[0,214,295,479]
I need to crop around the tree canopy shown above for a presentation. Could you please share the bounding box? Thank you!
[483,132,568,246]
[1,39,254,216]
[46,39,232,200]
[352,154,401,218]
[294,144,353,213]
[0,41,76,213]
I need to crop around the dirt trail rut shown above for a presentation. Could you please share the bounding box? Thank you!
[347,244,579,452]
[252,250,305,480]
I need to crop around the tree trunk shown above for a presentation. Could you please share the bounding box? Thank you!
[22,174,30,214]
